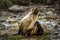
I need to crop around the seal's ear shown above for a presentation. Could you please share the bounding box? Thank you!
[32,8,38,15]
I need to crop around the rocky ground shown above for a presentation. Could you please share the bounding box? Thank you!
[0,5,60,40]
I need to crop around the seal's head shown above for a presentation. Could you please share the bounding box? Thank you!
[30,8,39,15]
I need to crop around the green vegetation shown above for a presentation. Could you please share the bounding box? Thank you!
[32,0,44,4]
[0,0,45,9]
[0,0,17,9]
[0,32,51,40]
[0,0,59,9]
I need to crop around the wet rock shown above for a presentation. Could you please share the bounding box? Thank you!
[8,5,29,12]
[38,19,56,32]
[40,6,46,12]
[53,32,58,35]
[50,24,60,40]
[0,19,19,35]
[0,26,19,35]
[8,5,21,12]
[46,11,53,16]
[7,17,16,22]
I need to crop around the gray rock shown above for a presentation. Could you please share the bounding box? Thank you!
[53,32,59,35]
[8,5,29,12]
[46,11,53,16]
[0,19,19,35]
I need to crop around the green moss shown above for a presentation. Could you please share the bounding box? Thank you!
[0,0,17,9]
[0,32,51,40]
